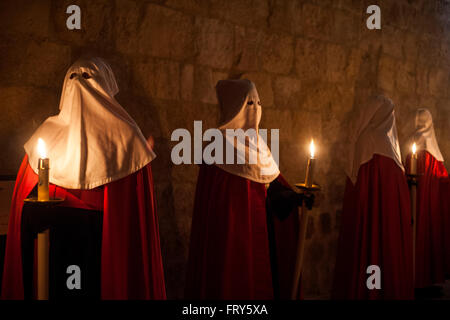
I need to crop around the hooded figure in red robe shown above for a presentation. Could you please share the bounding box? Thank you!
[185,79,312,300]
[332,95,414,300]
[403,108,448,288]
[1,57,166,300]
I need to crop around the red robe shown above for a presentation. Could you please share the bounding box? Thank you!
[332,155,414,299]
[1,155,166,300]
[405,150,448,287]
[185,164,299,300]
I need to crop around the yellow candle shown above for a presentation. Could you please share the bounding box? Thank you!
[410,143,417,175]
[305,140,315,187]
[37,138,49,201]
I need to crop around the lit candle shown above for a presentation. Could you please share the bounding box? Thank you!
[410,142,417,175]
[37,138,49,201]
[304,139,315,188]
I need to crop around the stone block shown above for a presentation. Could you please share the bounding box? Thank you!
[295,38,327,81]
[377,54,397,93]
[381,26,405,60]
[267,0,302,34]
[241,72,274,107]
[53,0,114,46]
[326,43,349,83]
[335,0,364,14]
[165,0,210,16]
[195,18,234,69]
[132,59,180,100]
[331,9,360,46]
[273,76,302,109]
[159,100,219,139]
[0,39,71,88]
[0,0,51,38]
[260,33,294,75]
[440,40,450,66]
[296,81,333,113]
[298,3,334,41]
[181,64,194,102]
[209,0,269,28]
[402,32,420,62]
[383,1,415,30]
[395,60,416,93]
[0,86,59,174]
[116,3,194,60]
[194,66,227,105]
[115,91,164,140]
[428,66,449,97]
[416,35,441,68]
[234,26,264,72]
[172,181,197,238]
[260,109,293,140]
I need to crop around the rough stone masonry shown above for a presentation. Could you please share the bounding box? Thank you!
[1,0,450,299]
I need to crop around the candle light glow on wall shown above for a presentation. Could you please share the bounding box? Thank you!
[304,139,315,187]
[410,142,417,175]
[37,138,50,201]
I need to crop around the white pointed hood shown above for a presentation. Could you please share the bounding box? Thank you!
[214,79,280,184]
[404,108,444,162]
[345,95,404,184]
[24,57,156,190]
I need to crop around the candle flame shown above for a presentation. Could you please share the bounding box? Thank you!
[412,142,417,155]
[310,139,315,159]
[37,138,47,158]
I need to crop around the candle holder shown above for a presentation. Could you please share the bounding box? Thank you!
[24,197,64,204]
[294,182,321,193]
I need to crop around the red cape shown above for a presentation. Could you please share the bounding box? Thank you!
[405,150,448,287]
[332,155,414,299]
[1,155,166,300]
[185,164,299,300]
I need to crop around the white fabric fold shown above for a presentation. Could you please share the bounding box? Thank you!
[345,95,404,185]
[214,79,280,184]
[24,57,156,190]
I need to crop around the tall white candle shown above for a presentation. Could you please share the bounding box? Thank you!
[37,138,49,201]
[410,143,417,175]
[305,140,315,188]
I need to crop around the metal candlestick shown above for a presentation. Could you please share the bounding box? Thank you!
[290,182,321,300]
[407,173,421,285]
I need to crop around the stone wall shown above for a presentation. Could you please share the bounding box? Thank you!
[1,0,450,299]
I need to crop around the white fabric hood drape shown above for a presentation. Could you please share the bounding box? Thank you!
[345,95,404,185]
[404,108,444,162]
[24,57,156,190]
[214,79,280,184]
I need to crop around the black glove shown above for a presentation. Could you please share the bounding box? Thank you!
[292,192,315,210]
[267,179,307,220]
[302,193,315,210]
